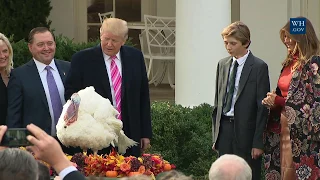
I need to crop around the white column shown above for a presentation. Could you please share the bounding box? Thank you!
[175,0,230,106]
[303,0,320,37]
[49,0,75,40]
[73,0,88,43]
[48,0,87,43]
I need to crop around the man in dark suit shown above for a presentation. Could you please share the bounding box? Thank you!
[212,22,270,180]
[7,27,70,140]
[65,18,152,157]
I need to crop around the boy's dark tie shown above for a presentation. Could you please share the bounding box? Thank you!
[223,61,239,114]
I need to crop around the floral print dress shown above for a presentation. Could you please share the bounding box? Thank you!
[264,56,320,180]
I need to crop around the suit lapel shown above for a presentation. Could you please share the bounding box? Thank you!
[119,46,128,99]
[235,52,254,102]
[54,59,67,84]
[94,45,113,101]
[26,60,49,111]
[222,57,233,97]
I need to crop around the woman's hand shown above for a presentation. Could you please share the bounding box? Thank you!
[262,90,276,108]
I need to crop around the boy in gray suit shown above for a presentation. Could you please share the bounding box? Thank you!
[211,21,270,180]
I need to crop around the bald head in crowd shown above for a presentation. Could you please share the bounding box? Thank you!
[209,154,252,180]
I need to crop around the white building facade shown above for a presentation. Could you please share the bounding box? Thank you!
[49,0,320,106]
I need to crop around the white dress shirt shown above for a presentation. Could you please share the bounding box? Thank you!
[225,50,250,116]
[34,59,66,135]
[59,166,78,179]
[103,52,122,108]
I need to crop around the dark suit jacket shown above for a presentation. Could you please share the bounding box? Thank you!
[212,52,270,151]
[6,59,70,134]
[0,76,7,125]
[65,45,152,157]
[64,171,86,180]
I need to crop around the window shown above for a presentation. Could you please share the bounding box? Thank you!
[87,0,141,44]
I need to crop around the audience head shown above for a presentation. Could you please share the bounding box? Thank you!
[158,170,193,180]
[100,18,128,56]
[0,148,38,180]
[119,174,152,180]
[26,124,74,175]
[0,33,14,76]
[0,124,76,180]
[28,27,56,65]
[37,161,51,180]
[280,16,319,68]
[209,154,252,180]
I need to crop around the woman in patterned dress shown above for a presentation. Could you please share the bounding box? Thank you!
[263,17,320,180]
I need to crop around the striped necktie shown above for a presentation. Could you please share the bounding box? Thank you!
[110,56,122,120]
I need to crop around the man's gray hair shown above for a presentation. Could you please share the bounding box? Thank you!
[0,148,38,180]
[209,154,252,180]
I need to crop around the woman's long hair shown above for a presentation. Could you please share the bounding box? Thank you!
[0,33,14,76]
[280,17,320,70]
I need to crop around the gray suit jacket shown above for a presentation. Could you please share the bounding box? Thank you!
[212,52,270,151]
[6,59,70,135]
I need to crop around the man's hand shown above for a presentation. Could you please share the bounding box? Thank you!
[212,144,216,151]
[251,148,263,159]
[54,176,61,180]
[0,125,7,150]
[0,125,7,142]
[140,138,151,152]
[26,124,73,174]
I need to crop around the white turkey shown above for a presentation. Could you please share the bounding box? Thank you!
[56,86,137,154]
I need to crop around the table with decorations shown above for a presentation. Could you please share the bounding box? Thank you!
[28,87,176,179]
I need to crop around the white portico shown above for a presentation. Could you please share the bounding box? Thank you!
[49,0,320,106]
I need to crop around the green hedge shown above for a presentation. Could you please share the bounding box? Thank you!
[0,0,52,42]
[10,35,135,68]
[149,102,217,179]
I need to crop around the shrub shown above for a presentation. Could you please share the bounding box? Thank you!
[149,102,217,179]
[10,35,135,68]
[0,0,52,42]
